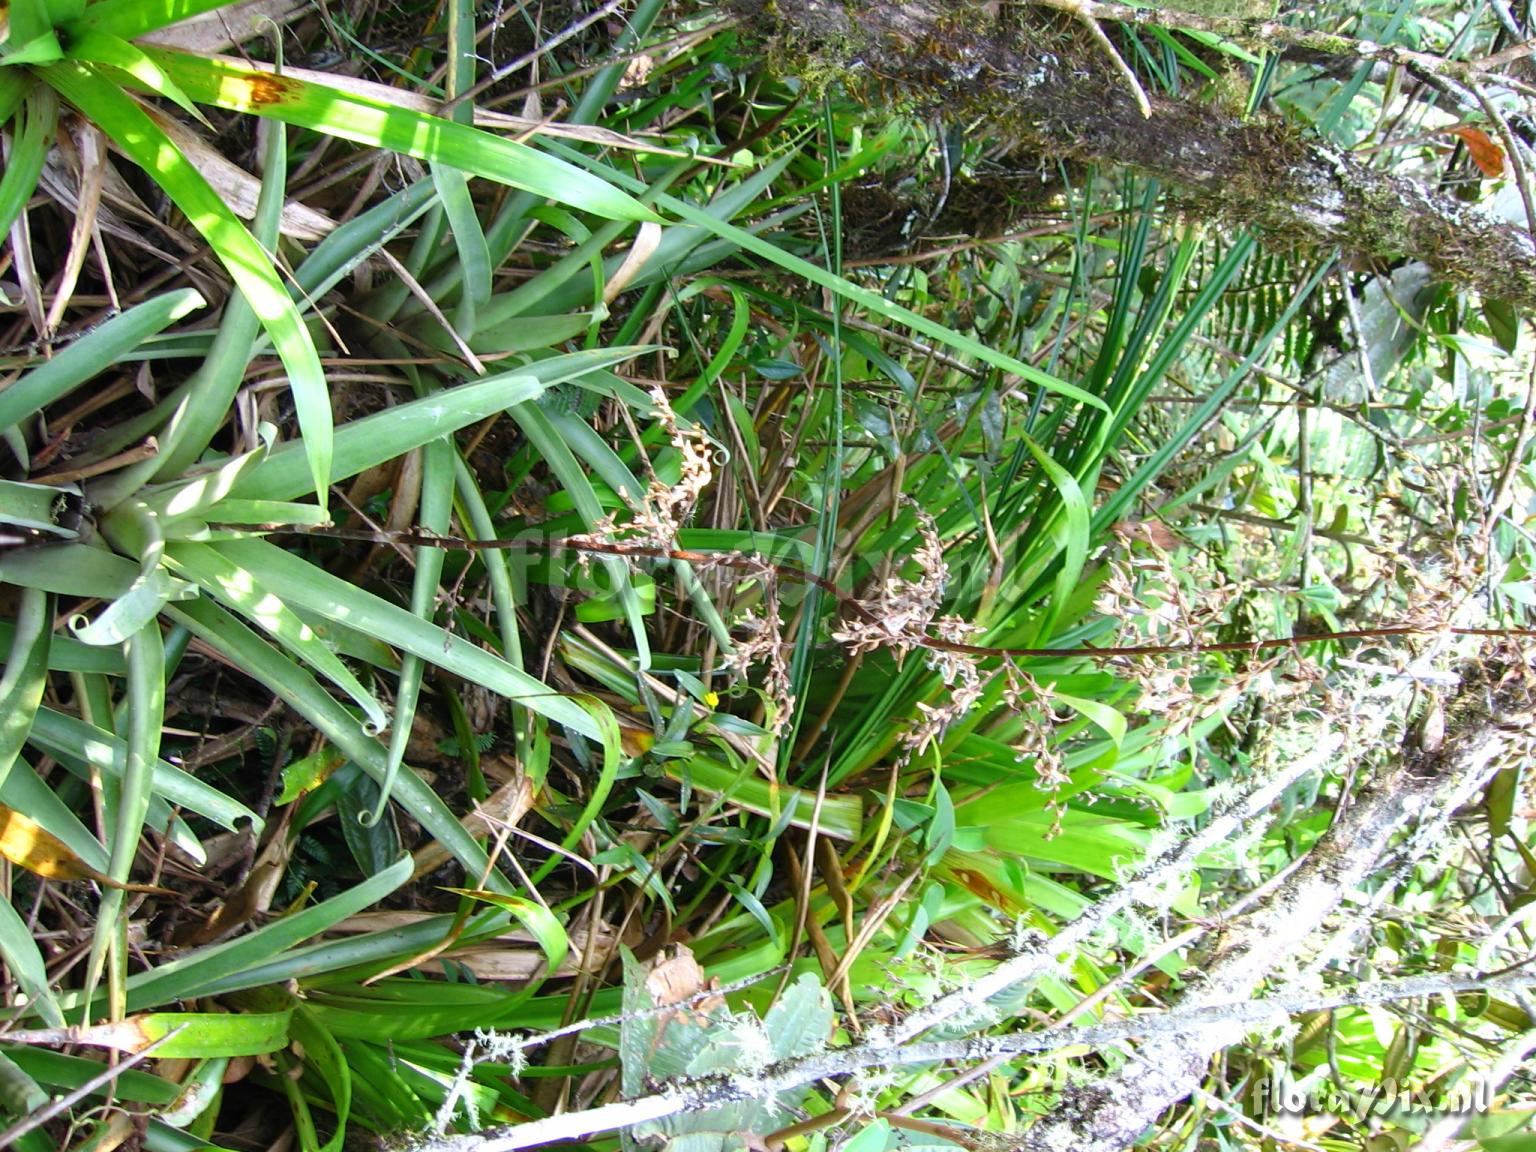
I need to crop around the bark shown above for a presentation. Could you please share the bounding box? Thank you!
[736,0,1536,310]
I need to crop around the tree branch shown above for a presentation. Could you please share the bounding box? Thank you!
[1006,688,1521,1151]
[404,970,1536,1152]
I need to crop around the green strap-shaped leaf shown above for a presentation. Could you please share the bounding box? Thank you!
[157,540,389,733]
[71,501,196,647]
[173,537,612,743]
[116,856,413,1011]
[229,346,651,502]
[1022,433,1090,645]
[80,621,166,1017]
[63,29,203,119]
[164,597,507,892]
[444,889,569,975]
[40,61,332,505]
[0,588,53,793]
[3,1011,292,1058]
[371,436,453,824]
[0,869,65,1028]
[0,86,56,244]
[290,1007,351,1152]
[2,0,58,58]
[28,707,260,832]
[141,48,659,224]
[78,0,275,42]
[0,289,203,433]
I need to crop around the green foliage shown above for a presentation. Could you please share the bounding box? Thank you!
[0,0,1533,1150]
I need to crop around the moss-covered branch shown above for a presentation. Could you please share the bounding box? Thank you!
[738,0,1536,309]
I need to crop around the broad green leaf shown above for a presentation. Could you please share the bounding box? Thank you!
[841,1119,892,1152]
[150,110,285,482]
[143,49,659,224]
[0,35,64,65]
[432,163,490,321]
[975,810,1152,879]
[39,61,331,505]
[144,426,276,524]
[0,70,31,122]
[304,976,547,1042]
[762,974,832,1061]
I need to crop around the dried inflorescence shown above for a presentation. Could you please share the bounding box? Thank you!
[720,575,797,738]
[624,386,716,548]
[832,498,951,658]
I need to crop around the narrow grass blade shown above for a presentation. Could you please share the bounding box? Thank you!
[372,437,452,825]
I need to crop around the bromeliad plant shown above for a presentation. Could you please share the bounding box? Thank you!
[0,0,655,504]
